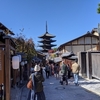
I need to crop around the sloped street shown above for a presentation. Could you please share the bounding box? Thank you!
[13,75,100,100]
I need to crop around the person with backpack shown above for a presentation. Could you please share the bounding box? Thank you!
[60,60,68,85]
[29,63,46,100]
[67,64,72,79]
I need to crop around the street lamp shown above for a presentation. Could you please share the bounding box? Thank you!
[98,23,100,51]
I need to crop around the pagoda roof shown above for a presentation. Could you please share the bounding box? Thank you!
[0,22,15,35]
[38,39,56,43]
[38,32,55,38]
[40,49,48,52]
[40,48,49,52]
[39,44,56,47]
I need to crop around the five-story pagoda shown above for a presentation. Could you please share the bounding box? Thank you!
[38,22,56,53]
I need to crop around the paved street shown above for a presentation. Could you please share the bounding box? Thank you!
[43,76,100,100]
[11,75,100,100]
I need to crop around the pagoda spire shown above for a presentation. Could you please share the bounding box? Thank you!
[46,21,48,33]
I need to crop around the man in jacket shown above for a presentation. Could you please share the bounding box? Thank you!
[72,59,80,86]
[60,60,68,85]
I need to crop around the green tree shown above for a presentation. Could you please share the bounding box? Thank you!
[25,38,37,62]
[53,48,57,52]
[97,3,100,13]
[14,32,37,63]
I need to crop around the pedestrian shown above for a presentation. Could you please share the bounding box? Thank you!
[67,64,72,79]
[45,63,50,78]
[51,63,54,76]
[60,60,68,85]
[54,63,60,79]
[71,59,80,86]
[29,63,46,100]
[39,63,43,76]
[29,69,34,100]
[49,64,52,76]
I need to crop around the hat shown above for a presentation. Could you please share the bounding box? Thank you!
[34,65,40,71]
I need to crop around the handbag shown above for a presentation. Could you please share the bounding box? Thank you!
[27,79,33,89]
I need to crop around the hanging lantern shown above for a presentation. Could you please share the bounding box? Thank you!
[21,61,25,66]
[12,56,20,69]
[25,61,27,64]
[18,55,21,62]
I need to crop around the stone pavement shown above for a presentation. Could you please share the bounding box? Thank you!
[11,86,21,100]
[11,75,100,100]
[43,76,100,100]
[11,81,29,100]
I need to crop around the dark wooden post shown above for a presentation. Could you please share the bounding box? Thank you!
[88,52,92,79]
[86,52,92,79]
[5,38,11,100]
[81,52,87,78]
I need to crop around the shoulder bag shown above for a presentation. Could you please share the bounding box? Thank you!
[27,79,33,90]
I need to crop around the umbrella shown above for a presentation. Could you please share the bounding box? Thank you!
[68,55,78,60]
[54,57,62,63]
[61,52,74,58]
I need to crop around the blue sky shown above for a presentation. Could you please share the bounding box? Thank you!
[0,0,100,49]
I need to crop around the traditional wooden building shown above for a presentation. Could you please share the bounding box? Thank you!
[57,30,99,54]
[0,22,16,100]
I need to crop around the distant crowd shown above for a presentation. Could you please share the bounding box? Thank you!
[28,58,80,100]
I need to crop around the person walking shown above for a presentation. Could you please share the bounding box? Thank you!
[29,64,46,100]
[29,70,34,100]
[60,60,68,85]
[54,63,60,79]
[45,63,50,78]
[71,59,80,86]
[67,64,72,79]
